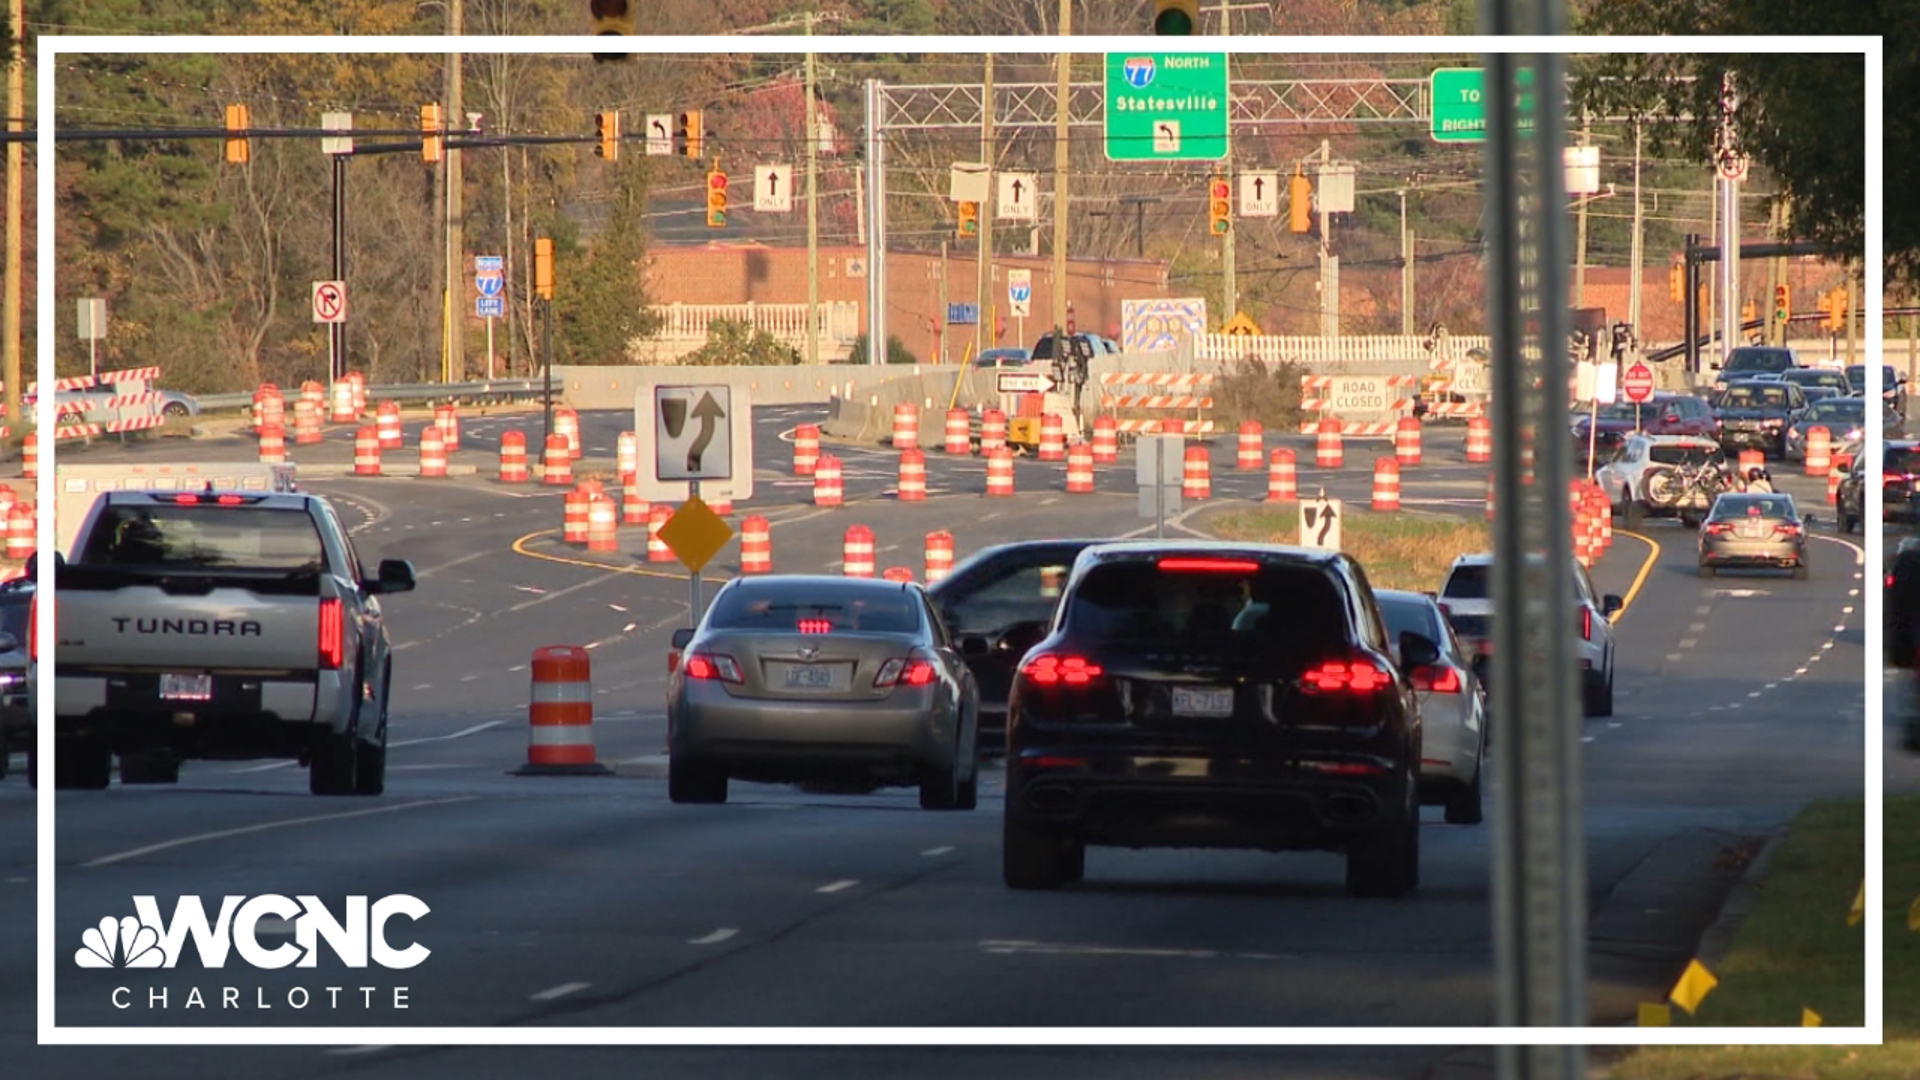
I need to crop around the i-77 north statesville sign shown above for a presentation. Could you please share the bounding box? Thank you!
[1104,53,1229,162]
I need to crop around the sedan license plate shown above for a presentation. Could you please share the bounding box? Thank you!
[160,673,213,702]
[783,664,838,690]
[1737,521,1766,539]
[1171,686,1234,717]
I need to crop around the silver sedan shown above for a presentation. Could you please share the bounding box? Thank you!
[1698,493,1809,580]
[666,575,982,809]
[1375,589,1487,825]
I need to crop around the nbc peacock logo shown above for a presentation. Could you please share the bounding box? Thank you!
[75,915,166,969]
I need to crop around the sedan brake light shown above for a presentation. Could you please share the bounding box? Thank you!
[1773,523,1804,537]
[1021,653,1103,686]
[1156,557,1260,574]
[1410,664,1461,694]
[684,653,743,683]
[1703,522,1733,536]
[1302,657,1389,694]
[1579,606,1593,642]
[318,597,345,669]
[875,657,937,689]
[798,618,831,634]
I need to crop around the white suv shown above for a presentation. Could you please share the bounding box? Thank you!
[1437,553,1621,717]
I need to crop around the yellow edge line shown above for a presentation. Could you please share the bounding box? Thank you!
[511,528,732,583]
[1611,528,1662,623]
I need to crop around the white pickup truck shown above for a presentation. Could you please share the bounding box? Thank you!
[51,489,414,794]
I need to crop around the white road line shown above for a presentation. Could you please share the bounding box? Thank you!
[816,879,859,894]
[227,760,295,774]
[921,846,955,857]
[529,982,591,1002]
[1687,622,1708,633]
[389,720,505,748]
[609,604,628,612]
[415,551,489,579]
[689,928,739,945]
[411,684,433,691]
[1835,625,1849,633]
[1677,638,1697,650]
[325,1046,392,1056]
[1665,653,1684,662]
[1843,605,1856,615]
[81,797,479,868]
[1695,605,1713,615]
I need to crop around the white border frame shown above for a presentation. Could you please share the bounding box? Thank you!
[34,33,1881,1046]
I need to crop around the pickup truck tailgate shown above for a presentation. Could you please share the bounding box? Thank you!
[58,584,327,672]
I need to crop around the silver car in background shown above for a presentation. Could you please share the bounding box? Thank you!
[1374,589,1486,826]
[667,575,983,810]
[1698,492,1810,580]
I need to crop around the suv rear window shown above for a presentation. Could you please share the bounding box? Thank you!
[1724,349,1794,374]
[1064,558,1349,652]
[1441,564,1488,600]
[78,504,324,570]
[1887,446,1920,477]
[707,583,922,635]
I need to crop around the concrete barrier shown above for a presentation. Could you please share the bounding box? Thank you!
[553,364,973,412]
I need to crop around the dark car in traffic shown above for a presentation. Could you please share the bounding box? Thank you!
[928,539,1100,753]
[1571,392,1719,457]
[1778,367,1853,403]
[0,578,29,782]
[1886,440,1920,524]
[1711,380,1808,457]
[1890,537,1920,670]
[1001,541,1429,897]
[1847,363,1908,416]
[1713,346,1797,393]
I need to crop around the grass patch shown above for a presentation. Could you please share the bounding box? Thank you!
[1201,506,1488,592]
[1599,797,1886,1079]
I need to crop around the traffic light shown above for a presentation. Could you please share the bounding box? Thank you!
[589,0,633,61]
[957,200,979,239]
[677,110,704,159]
[1773,283,1791,324]
[1824,288,1849,331]
[595,111,620,160]
[706,168,728,228]
[1153,0,1198,34]
[1288,169,1311,233]
[223,104,250,165]
[1207,176,1231,236]
[421,103,443,163]
[1668,261,1684,304]
[534,237,554,300]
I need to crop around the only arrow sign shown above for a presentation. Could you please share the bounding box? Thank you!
[687,392,726,474]
[650,118,666,137]
[1011,178,1025,203]
[1254,177,1265,199]
[767,171,781,196]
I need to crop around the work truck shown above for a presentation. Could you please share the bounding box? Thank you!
[52,489,414,793]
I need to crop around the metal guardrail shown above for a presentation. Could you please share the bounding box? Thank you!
[196,378,548,414]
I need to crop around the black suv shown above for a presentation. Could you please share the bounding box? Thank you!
[1002,542,1429,897]
[1713,346,1797,392]
[0,578,30,782]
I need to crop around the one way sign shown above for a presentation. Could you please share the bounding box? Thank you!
[997,171,1036,222]
[1240,170,1279,218]
[753,165,792,212]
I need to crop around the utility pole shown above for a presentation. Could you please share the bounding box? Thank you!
[804,12,819,364]
[444,0,465,383]
[1715,72,1739,359]
[1399,187,1413,336]
[3,0,23,429]
[1051,0,1070,340]
[1573,111,1590,307]
[1218,0,1235,322]
[1627,121,1643,339]
[1319,139,1337,338]
[862,78,886,365]
[938,240,949,363]
[975,52,995,360]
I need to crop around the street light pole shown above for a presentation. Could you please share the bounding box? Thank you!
[1050,0,1070,340]
[444,0,465,383]
[805,12,819,365]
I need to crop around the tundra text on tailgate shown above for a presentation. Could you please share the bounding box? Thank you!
[51,490,416,795]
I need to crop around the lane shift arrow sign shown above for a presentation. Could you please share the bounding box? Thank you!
[687,391,725,473]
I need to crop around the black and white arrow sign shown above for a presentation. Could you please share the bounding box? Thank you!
[753,165,793,212]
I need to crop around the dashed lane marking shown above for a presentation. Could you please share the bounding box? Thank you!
[689,928,739,946]
[529,982,591,1002]
[80,797,479,869]
[388,720,505,748]
[816,879,859,894]
[922,846,955,857]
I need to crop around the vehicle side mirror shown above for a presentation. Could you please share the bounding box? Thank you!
[1398,631,1441,670]
[364,558,416,595]
[0,632,18,654]
[670,627,695,650]
[1602,594,1624,616]
[959,635,991,659]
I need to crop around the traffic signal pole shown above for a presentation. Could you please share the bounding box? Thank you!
[804,13,819,365]
[1217,1,1235,322]
[445,0,465,384]
[1051,0,1071,343]
[975,52,995,360]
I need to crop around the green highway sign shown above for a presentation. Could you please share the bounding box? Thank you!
[1104,53,1229,162]
[1429,67,1536,143]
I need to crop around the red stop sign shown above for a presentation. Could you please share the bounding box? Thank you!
[1621,362,1655,403]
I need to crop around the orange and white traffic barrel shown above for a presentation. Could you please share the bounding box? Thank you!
[1466,415,1492,464]
[1485,473,1497,521]
[499,430,530,483]
[980,409,1008,454]
[1315,416,1344,469]
[1092,414,1119,463]
[893,402,920,450]
[740,515,772,573]
[793,423,822,476]
[1395,415,1422,466]
[5,502,32,561]
[347,370,368,416]
[301,380,326,415]
[925,530,955,583]
[1593,491,1613,548]
[434,404,461,452]
[0,485,17,518]
[944,407,971,454]
[617,431,638,480]
[1573,505,1594,567]
[1183,444,1211,500]
[843,525,876,577]
[516,646,611,775]
[647,504,674,562]
[21,431,36,480]
[1237,421,1263,470]
[1038,413,1066,461]
[1828,466,1844,505]
[985,446,1015,497]
[419,425,449,478]
[376,401,403,450]
[1738,448,1764,477]
[586,494,619,553]
[354,425,382,476]
[882,566,914,583]
[898,448,928,502]
[293,399,323,445]
[1805,426,1831,477]
[542,434,573,486]
[813,454,844,507]
[1520,442,1536,487]
[1371,457,1401,512]
[1267,448,1298,502]
[706,489,734,516]
[258,423,287,465]
[1066,441,1095,493]
[554,408,581,457]
[330,380,357,423]
[621,483,649,526]
[563,486,591,545]
[258,387,285,434]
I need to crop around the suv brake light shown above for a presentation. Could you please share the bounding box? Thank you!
[1579,606,1593,642]
[319,597,345,669]
[1302,657,1390,694]
[684,653,743,683]
[1411,664,1461,694]
[1156,557,1259,573]
[875,656,937,689]
[1021,654,1103,686]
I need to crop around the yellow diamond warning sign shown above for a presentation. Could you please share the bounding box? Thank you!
[657,495,734,574]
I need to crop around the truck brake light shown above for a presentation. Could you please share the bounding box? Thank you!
[319,598,344,669]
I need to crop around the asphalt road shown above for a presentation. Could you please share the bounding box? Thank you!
[1,405,1869,1076]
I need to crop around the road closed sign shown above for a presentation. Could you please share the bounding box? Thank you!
[1328,376,1394,416]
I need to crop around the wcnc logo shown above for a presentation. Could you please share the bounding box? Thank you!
[76,895,430,970]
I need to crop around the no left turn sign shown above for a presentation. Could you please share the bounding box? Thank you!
[312,280,347,324]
